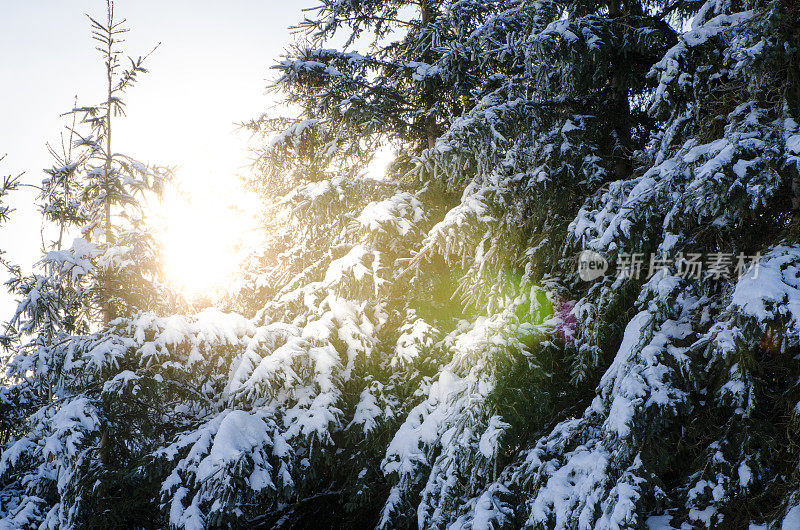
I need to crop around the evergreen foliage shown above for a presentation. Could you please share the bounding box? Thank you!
[3,0,800,528]
[0,2,172,526]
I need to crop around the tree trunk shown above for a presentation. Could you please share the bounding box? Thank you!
[608,0,633,179]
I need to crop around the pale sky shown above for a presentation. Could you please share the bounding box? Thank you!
[0,0,316,315]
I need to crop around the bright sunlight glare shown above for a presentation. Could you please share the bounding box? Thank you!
[135,98,392,303]
[149,144,263,302]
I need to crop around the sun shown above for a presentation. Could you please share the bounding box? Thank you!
[154,166,262,302]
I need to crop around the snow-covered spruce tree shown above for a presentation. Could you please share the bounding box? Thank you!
[0,3,175,527]
[3,0,798,528]
[224,0,652,526]
[235,0,800,528]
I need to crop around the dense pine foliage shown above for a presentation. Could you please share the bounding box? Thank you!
[3,0,800,528]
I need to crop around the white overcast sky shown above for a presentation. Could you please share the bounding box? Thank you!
[0,0,316,316]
